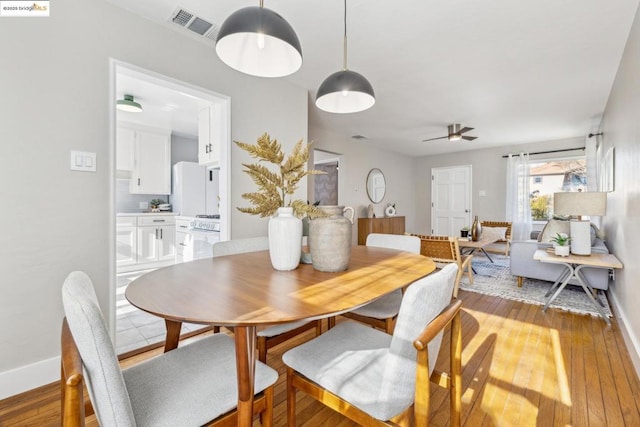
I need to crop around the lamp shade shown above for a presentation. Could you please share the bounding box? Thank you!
[553,192,607,217]
[315,70,375,114]
[215,6,302,78]
[116,94,143,113]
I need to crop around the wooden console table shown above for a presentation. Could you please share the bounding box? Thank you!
[357,216,405,245]
[534,249,623,325]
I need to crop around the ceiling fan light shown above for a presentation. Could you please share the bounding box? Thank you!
[116,94,143,113]
[448,134,461,141]
[315,70,375,114]
[215,6,302,78]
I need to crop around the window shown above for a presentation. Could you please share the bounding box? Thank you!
[529,157,586,221]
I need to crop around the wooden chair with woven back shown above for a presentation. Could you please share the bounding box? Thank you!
[411,234,473,298]
[480,221,512,256]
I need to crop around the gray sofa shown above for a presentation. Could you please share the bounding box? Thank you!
[510,232,610,290]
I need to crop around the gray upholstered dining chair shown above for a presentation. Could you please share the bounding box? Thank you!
[339,233,422,333]
[212,237,322,363]
[61,271,278,427]
[283,263,462,427]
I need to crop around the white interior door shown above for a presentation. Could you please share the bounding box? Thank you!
[431,165,472,236]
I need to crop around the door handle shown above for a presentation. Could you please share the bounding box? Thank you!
[465,209,470,213]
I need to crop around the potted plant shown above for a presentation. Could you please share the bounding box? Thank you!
[460,226,470,238]
[149,199,164,212]
[550,232,571,256]
[235,133,325,270]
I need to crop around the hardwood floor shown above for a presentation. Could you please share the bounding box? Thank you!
[2,290,640,426]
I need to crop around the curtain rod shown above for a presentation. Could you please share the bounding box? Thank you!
[501,147,585,158]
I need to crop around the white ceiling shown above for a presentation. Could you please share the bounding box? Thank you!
[108,0,639,156]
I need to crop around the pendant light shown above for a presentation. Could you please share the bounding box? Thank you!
[315,0,375,114]
[216,0,302,78]
[116,94,143,113]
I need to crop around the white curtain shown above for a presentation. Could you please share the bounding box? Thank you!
[505,153,532,241]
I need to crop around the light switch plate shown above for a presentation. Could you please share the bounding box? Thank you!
[70,150,97,172]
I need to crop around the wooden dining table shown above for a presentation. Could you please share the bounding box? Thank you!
[125,245,436,426]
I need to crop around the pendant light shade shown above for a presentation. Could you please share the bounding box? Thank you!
[116,94,143,113]
[216,3,302,78]
[315,70,375,114]
[315,0,375,114]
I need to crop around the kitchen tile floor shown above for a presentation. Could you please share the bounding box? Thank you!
[116,269,205,355]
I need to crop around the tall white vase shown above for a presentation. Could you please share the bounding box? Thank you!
[268,207,302,271]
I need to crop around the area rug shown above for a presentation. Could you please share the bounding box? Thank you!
[458,254,612,318]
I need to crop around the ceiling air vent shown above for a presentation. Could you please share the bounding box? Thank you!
[170,7,219,43]
[351,135,368,140]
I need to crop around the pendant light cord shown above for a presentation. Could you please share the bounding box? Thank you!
[343,0,348,70]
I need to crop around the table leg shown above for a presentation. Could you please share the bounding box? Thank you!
[481,248,494,263]
[575,265,611,325]
[543,263,573,312]
[544,268,572,298]
[164,319,182,352]
[234,325,257,426]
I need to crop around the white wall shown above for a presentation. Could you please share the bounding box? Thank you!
[599,2,640,374]
[412,137,585,233]
[0,0,306,397]
[309,128,416,242]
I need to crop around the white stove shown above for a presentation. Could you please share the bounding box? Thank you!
[190,217,220,232]
[175,215,221,262]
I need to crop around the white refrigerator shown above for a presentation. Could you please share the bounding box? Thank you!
[172,161,219,217]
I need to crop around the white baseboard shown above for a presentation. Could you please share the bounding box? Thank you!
[0,356,60,401]
[608,291,640,378]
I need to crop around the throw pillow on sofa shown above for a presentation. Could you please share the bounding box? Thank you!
[482,226,507,241]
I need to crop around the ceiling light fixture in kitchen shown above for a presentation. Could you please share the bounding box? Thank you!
[215,0,302,78]
[116,94,143,113]
[315,0,375,114]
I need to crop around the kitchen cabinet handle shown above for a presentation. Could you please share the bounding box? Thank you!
[138,178,141,186]
[155,228,158,239]
[179,243,186,246]
[179,225,188,229]
[153,219,165,222]
[160,229,163,239]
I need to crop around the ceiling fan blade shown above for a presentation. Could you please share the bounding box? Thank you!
[422,136,447,142]
[462,135,478,141]
[458,127,474,134]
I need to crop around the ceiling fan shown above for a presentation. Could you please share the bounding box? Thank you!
[422,124,478,142]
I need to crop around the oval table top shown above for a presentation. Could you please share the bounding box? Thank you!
[125,245,436,327]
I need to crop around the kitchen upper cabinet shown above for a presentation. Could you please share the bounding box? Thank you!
[130,127,171,195]
[198,105,221,166]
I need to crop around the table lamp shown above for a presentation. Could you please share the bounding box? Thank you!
[553,192,607,255]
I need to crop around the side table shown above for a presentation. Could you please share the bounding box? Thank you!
[533,249,623,325]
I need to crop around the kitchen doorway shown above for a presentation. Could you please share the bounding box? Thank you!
[110,60,231,354]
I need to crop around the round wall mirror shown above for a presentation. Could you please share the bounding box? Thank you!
[366,168,386,203]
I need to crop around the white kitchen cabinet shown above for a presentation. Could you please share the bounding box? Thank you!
[129,127,171,195]
[136,216,176,266]
[198,105,221,166]
[115,216,137,268]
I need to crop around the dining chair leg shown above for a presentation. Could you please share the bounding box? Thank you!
[259,385,274,427]
[257,336,267,363]
[286,367,297,427]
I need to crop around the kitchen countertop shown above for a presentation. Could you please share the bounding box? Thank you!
[117,212,178,217]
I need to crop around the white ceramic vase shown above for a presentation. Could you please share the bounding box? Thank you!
[268,207,302,271]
